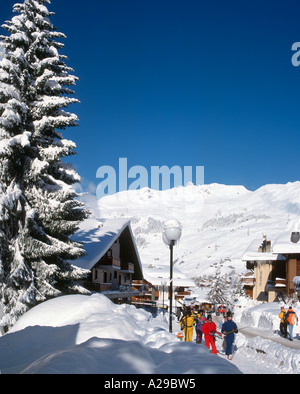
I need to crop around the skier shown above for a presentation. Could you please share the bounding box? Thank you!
[194,309,206,344]
[180,309,195,342]
[285,306,298,341]
[278,306,287,338]
[201,315,218,355]
[176,307,182,322]
[219,314,227,354]
[218,305,226,316]
[221,311,238,360]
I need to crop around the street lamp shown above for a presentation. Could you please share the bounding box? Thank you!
[162,219,182,333]
[161,280,167,315]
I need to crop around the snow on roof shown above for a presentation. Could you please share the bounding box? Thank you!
[143,263,195,288]
[72,218,143,274]
[241,270,255,278]
[242,238,286,262]
[71,218,193,288]
[273,231,300,254]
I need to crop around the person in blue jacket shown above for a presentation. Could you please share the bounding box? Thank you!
[221,311,238,360]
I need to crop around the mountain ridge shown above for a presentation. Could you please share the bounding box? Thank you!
[82,181,300,281]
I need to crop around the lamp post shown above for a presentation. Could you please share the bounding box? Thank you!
[162,219,182,333]
[161,280,167,315]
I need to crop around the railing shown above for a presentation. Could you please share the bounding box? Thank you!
[275,278,287,288]
[177,291,191,296]
[241,277,256,286]
[84,282,112,292]
[84,282,101,292]
[120,262,135,272]
[99,257,121,268]
[100,283,113,291]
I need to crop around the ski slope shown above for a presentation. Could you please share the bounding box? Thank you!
[92,182,300,281]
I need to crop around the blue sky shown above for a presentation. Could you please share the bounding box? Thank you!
[2,0,300,192]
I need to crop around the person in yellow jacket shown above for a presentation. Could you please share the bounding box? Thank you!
[180,309,195,342]
[278,306,287,338]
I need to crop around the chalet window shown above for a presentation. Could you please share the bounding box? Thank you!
[94,269,98,280]
[114,271,117,279]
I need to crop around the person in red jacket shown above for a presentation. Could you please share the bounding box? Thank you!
[201,315,218,355]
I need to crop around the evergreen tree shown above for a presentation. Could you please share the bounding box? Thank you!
[0,0,90,328]
[207,261,230,305]
[230,276,246,303]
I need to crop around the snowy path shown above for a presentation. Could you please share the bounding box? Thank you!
[214,316,300,350]
[239,326,300,350]
[172,317,276,374]
[207,316,300,374]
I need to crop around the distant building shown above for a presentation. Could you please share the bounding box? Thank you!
[72,218,143,304]
[132,263,195,312]
[242,232,300,301]
[273,231,300,297]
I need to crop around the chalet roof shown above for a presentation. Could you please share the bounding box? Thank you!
[71,219,193,289]
[242,238,286,262]
[72,218,143,278]
[241,270,255,278]
[273,231,300,254]
[143,263,195,288]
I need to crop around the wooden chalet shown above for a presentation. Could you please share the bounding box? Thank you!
[273,231,300,297]
[131,263,195,313]
[72,218,143,304]
[242,232,300,302]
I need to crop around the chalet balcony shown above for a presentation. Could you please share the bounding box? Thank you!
[120,262,135,272]
[177,290,191,297]
[84,282,100,292]
[241,277,256,287]
[100,283,113,291]
[83,282,113,292]
[144,291,153,298]
[99,257,121,269]
[266,278,287,290]
[132,280,144,285]
[275,278,287,288]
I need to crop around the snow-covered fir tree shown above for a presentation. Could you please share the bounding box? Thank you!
[0,0,90,328]
[207,260,230,306]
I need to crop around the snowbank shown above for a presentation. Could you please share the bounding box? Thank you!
[235,335,300,374]
[226,299,300,374]
[240,302,300,335]
[0,294,241,374]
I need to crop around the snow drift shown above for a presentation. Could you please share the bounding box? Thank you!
[0,294,241,374]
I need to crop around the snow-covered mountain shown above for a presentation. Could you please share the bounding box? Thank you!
[83,181,300,284]
[1,182,299,375]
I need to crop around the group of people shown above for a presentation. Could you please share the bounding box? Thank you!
[178,303,299,360]
[278,305,298,341]
[179,305,238,360]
